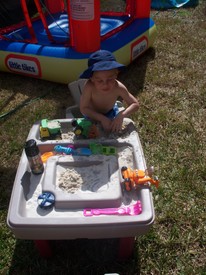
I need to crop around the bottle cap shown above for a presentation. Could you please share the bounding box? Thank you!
[25,139,39,157]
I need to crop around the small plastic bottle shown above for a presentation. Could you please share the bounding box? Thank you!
[25,139,44,174]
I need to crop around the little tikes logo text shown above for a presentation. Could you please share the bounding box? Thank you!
[5,54,41,77]
[131,36,148,61]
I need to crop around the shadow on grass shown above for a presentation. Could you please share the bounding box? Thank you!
[0,167,17,211]
[119,47,156,96]
[0,72,72,121]
[9,238,141,275]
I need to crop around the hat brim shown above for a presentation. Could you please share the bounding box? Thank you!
[80,60,125,79]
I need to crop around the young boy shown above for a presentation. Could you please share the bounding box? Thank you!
[79,50,139,132]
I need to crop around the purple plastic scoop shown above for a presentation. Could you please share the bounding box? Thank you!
[83,201,142,217]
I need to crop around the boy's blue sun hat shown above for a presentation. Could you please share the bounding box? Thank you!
[80,50,125,79]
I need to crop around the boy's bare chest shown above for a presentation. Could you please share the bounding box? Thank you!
[91,92,117,112]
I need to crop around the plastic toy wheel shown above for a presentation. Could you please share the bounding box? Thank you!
[121,166,128,175]
[124,179,132,191]
[74,126,82,136]
[145,166,154,177]
[71,119,77,127]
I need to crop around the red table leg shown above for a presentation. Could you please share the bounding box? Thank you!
[117,237,135,260]
[34,240,53,258]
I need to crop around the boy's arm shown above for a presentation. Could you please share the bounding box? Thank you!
[110,83,139,132]
[118,83,139,117]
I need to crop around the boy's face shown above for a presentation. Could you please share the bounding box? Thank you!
[91,69,118,92]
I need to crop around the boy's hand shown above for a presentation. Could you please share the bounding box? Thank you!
[100,117,112,132]
[111,112,124,132]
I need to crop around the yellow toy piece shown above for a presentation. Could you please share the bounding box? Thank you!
[41,152,54,163]
[40,126,50,138]
[40,119,61,139]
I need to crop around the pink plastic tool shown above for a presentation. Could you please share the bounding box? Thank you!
[83,201,142,217]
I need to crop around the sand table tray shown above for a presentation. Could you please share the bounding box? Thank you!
[42,154,122,209]
[7,118,155,240]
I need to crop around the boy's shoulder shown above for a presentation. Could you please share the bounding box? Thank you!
[82,79,93,91]
[116,80,128,91]
[84,79,94,87]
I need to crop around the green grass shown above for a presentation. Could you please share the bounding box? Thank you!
[0,1,206,274]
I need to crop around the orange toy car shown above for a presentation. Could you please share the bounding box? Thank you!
[121,166,159,191]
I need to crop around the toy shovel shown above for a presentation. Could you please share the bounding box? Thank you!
[83,201,142,216]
